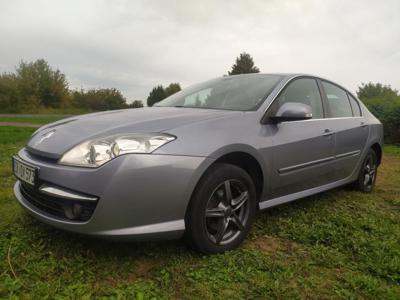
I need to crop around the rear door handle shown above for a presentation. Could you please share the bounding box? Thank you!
[322,129,334,136]
[360,121,367,128]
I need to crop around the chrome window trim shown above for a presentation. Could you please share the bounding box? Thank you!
[278,116,363,124]
[261,74,364,122]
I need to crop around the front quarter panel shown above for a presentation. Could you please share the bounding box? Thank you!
[155,111,273,197]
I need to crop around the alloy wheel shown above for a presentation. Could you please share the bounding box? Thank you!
[363,155,376,189]
[204,179,250,245]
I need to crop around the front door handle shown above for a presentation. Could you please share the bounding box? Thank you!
[322,129,334,136]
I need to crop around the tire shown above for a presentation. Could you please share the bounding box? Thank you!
[185,163,257,254]
[353,148,378,193]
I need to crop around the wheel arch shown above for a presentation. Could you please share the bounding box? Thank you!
[370,142,382,165]
[213,152,264,201]
[187,145,266,206]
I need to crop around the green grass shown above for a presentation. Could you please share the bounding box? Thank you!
[1,107,88,115]
[1,126,399,299]
[0,116,67,125]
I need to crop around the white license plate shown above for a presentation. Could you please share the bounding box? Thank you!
[13,157,37,186]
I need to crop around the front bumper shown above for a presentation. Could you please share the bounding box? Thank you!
[14,148,213,240]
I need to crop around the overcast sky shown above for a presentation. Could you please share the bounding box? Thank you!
[0,0,399,101]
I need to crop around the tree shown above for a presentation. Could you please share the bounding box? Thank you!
[357,82,398,101]
[0,73,20,113]
[357,82,400,143]
[165,83,181,97]
[146,83,182,107]
[16,59,69,108]
[129,100,144,108]
[72,88,128,111]
[147,85,166,107]
[228,52,260,75]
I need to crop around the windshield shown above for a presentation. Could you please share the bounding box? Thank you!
[155,74,283,111]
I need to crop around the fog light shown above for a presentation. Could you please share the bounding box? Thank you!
[64,204,83,220]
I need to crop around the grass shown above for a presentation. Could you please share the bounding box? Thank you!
[0,125,399,299]
[0,116,67,125]
[1,107,88,115]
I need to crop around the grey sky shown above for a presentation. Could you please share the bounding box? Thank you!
[0,0,399,101]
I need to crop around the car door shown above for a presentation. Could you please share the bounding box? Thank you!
[263,77,337,199]
[319,80,369,180]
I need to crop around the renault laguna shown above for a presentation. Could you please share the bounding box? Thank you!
[13,74,383,253]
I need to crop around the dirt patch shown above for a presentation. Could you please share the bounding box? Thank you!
[0,122,41,128]
[93,256,162,289]
[245,236,284,253]
[134,257,159,279]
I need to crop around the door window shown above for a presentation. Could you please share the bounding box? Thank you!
[347,94,362,116]
[322,81,353,118]
[272,78,324,118]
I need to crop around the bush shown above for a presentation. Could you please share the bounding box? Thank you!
[72,88,128,111]
[357,83,400,144]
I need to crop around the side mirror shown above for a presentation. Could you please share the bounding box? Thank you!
[270,102,313,123]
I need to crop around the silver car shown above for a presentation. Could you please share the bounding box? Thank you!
[13,74,383,253]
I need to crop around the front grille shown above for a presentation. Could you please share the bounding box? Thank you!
[20,183,98,222]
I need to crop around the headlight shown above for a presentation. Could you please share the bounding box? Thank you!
[59,133,175,168]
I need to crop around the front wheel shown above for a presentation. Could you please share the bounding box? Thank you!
[185,163,257,254]
[353,149,378,193]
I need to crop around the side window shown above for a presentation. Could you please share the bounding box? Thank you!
[322,81,353,118]
[347,93,361,116]
[272,78,324,118]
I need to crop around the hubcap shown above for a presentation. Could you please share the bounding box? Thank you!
[204,179,250,245]
[363,156,376,188]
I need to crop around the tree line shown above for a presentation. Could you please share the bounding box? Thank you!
[0,53,259,112]
[0,59,145,113]
[0,54,398,143]
[0,59,186,113]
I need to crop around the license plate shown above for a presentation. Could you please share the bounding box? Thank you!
[12,156,38,186]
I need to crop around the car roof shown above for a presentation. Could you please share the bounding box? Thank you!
[226,73,358,99]
[226,73,308,79]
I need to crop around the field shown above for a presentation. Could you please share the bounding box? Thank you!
[0,124,399,299]
[0,115,68,126]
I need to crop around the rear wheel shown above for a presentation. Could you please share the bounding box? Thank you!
[353,149,378,193]
[185,163,257,254]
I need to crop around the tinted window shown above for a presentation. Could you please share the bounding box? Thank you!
[348,94,361,116]
[322,81,352,118]
[156,75,283,111]
[272,78,324,118]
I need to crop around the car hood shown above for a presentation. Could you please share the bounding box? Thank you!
[27,107,235,159]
